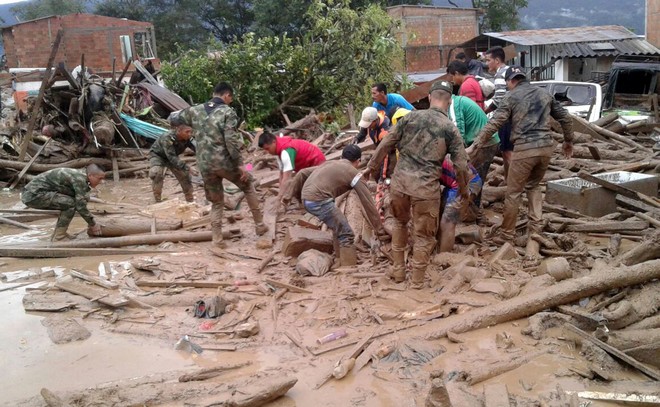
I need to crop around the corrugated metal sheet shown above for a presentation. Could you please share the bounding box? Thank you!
[546,38,660,58]
[136,83,190,112]
[485,25,636,46]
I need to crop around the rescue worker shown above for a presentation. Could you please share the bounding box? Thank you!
[258,131,326,211]
[284,145,389,266]
[447,60,486,111]
[354,106,396,233]
[469,66,574,249]
[179,82,268,249]
[21,164,105,240]
[148,113,197,203]
[364,80,469,289]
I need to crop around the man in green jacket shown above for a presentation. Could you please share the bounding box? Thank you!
[22,165,105,240]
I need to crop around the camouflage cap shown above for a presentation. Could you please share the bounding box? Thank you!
[429,80,453,94]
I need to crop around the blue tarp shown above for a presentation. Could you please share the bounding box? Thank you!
[119,113,168,140]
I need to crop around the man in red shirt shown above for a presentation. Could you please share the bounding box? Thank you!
[259,132,326,210]
[447,60,485,111]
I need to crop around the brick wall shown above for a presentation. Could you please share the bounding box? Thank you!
[648,0,660,48]
[1,14,154,71]
[388,6,480,73]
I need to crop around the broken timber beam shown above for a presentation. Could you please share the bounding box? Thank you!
[55,276,128,308]
[565,220,649,233]
[422,259,660,340]
[136,280,233,288]
[572,115,653,153]
[0,247,174,258]
[17,30,64,162]
[47,230,240,249]
[564,324,660,381]
[0,216,36,230]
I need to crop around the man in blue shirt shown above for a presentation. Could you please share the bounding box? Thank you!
[371,83,414,118]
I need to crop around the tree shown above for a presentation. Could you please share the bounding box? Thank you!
[12,0,87,21]
[94,0,149,22]
[161,0,403,128]
[470,0,528,32]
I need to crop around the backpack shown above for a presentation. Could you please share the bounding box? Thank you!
[475,76,495,99]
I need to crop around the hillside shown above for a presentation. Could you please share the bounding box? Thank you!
[433,0,646,34]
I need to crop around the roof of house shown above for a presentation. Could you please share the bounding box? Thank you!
[484,25,637,46]
[547,38,660,58]
[2,13,152,30]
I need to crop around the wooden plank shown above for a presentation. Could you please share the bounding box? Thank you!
[634,212,660,229]
[55,276,128,308]
[257,196,278,248]
[577,170,660,209]
[616,195,660,217]
[566,391,660,404]
[264,278,312,294]
[17,30,64,162]
[0,216,36,230]
[564,324,660,381]
[136,280,233,288]
[111,151,120,182]
[48,230,240,249]
[566,221,649,233]
[10,137,53,188]
[0,247,175,258]
[70,270,119,289]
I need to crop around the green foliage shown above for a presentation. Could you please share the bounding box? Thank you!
[472,0,528,32]
[11,0,87,21]
[162,0,403,129]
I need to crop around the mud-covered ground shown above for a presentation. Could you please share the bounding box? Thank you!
[1,174,657,407]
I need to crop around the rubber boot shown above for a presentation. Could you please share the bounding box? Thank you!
[244,189,268,236]
[210,203,226,249]
[52,226,73,241]
[388,250,406,283]
[339,246,358,267]
[184,189,194,203]
[410,268,425,290]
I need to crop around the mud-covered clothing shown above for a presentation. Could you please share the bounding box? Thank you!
[149,131,196,171]
[22,168,95,229]
[368,107,470,201]
[178,97,262,245]
[474,81,574,159]
[355,112,396,181]
[373,93,414,117]
[458,76,485,110]
[275,136,325,173]
[179,97,243,174]
[440,158,482,224]
[291,161,383,238]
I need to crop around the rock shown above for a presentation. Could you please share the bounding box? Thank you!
[41,316,91,344]
[296,249,333,277]
[235,321,260,338]
[281,226,334,257]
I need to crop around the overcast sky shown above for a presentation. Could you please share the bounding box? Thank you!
[0,0,27,4]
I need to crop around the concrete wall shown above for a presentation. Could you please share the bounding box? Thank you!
[388,6,480,73]
[2,14,154,71]
[647,0,660,48]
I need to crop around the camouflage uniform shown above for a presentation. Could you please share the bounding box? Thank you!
[148,130,195,202]
[21,168,95,230]
[474,80,574,241]
[367,107,469,287]
[179,97,265,246]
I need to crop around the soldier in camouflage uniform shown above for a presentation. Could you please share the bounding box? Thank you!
[469,66,574,247]
[179,82,268,248]
[21,164,105,240]
[364,81,470,289]
[149,114,197,202]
